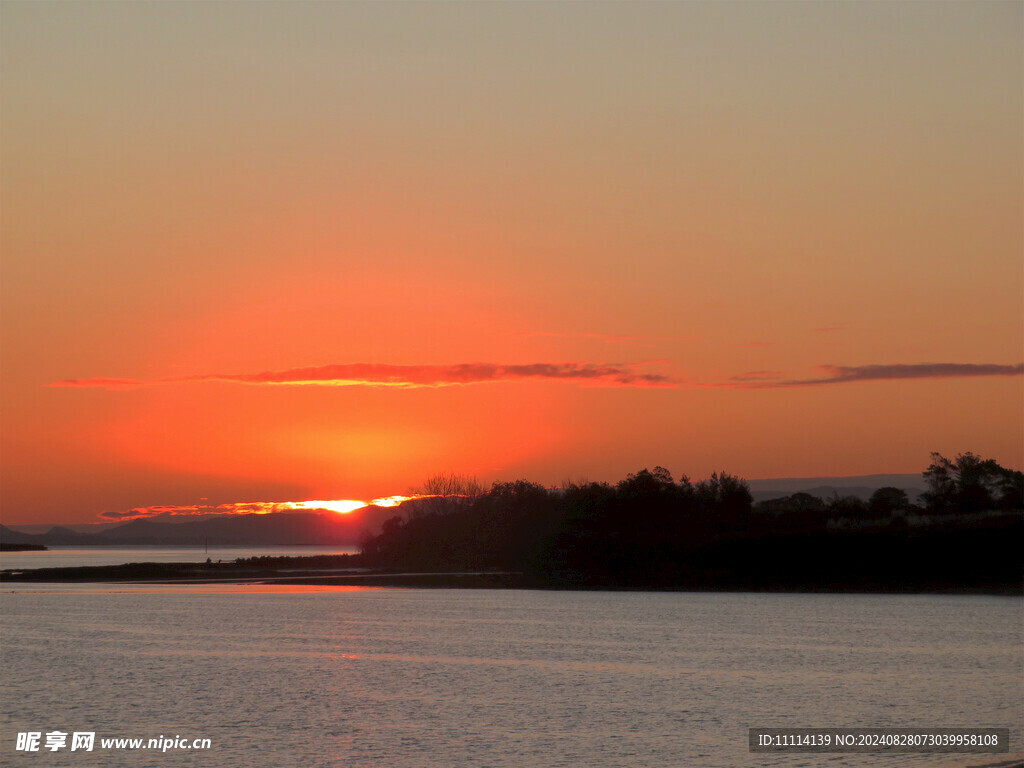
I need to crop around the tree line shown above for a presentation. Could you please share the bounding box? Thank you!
[358,453,1022,591]
[756,452,1022,520]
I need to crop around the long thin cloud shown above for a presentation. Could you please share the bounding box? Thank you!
[49,362,677,390]
[48,361,1023,393]
[728,363,1024,389]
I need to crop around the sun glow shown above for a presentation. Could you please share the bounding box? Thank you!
[370,495,417,507]
[283,496,421,514]
[284,499,368,515]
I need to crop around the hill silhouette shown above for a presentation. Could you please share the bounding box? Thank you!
[0,511,369,547]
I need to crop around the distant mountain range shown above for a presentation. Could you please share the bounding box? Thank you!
[0,509,397,547]
[747,473,926,503]
[1,474,931,548]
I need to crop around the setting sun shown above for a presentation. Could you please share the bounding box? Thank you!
[284,499,368,515]
[280,497,421,515]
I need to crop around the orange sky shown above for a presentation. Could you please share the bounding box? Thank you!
[2,2,1021,525]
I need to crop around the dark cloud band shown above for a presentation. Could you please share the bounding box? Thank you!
[48,361,1023,392]
[734,363,1024,389]
[50,362,676,390]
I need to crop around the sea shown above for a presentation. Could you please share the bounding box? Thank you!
[1,580,1020,767]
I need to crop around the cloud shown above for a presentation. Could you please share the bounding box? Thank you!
[735,362,1024,389]
[49,361,1023,395]
[50,362,678,391]
[47,377,148,391]
[728,370,786,383]
[96,502,305,521]
[98,496,421,521]
[99,504,212,521]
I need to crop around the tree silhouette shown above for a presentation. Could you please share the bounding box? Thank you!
[923,452,1004,512]
[413,473,484,498]
[406,473,484,518]
[996,468,1024,510]
[695,472,753,516]
[868,487,909,517]
[616,466,676,497]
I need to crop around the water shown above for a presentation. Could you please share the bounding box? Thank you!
[0,546,359,571]
[1,587,1020,767]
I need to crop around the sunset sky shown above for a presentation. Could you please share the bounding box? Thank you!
[2,1,1021,526]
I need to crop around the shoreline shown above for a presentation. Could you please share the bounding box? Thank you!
[1,560,1021,595]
